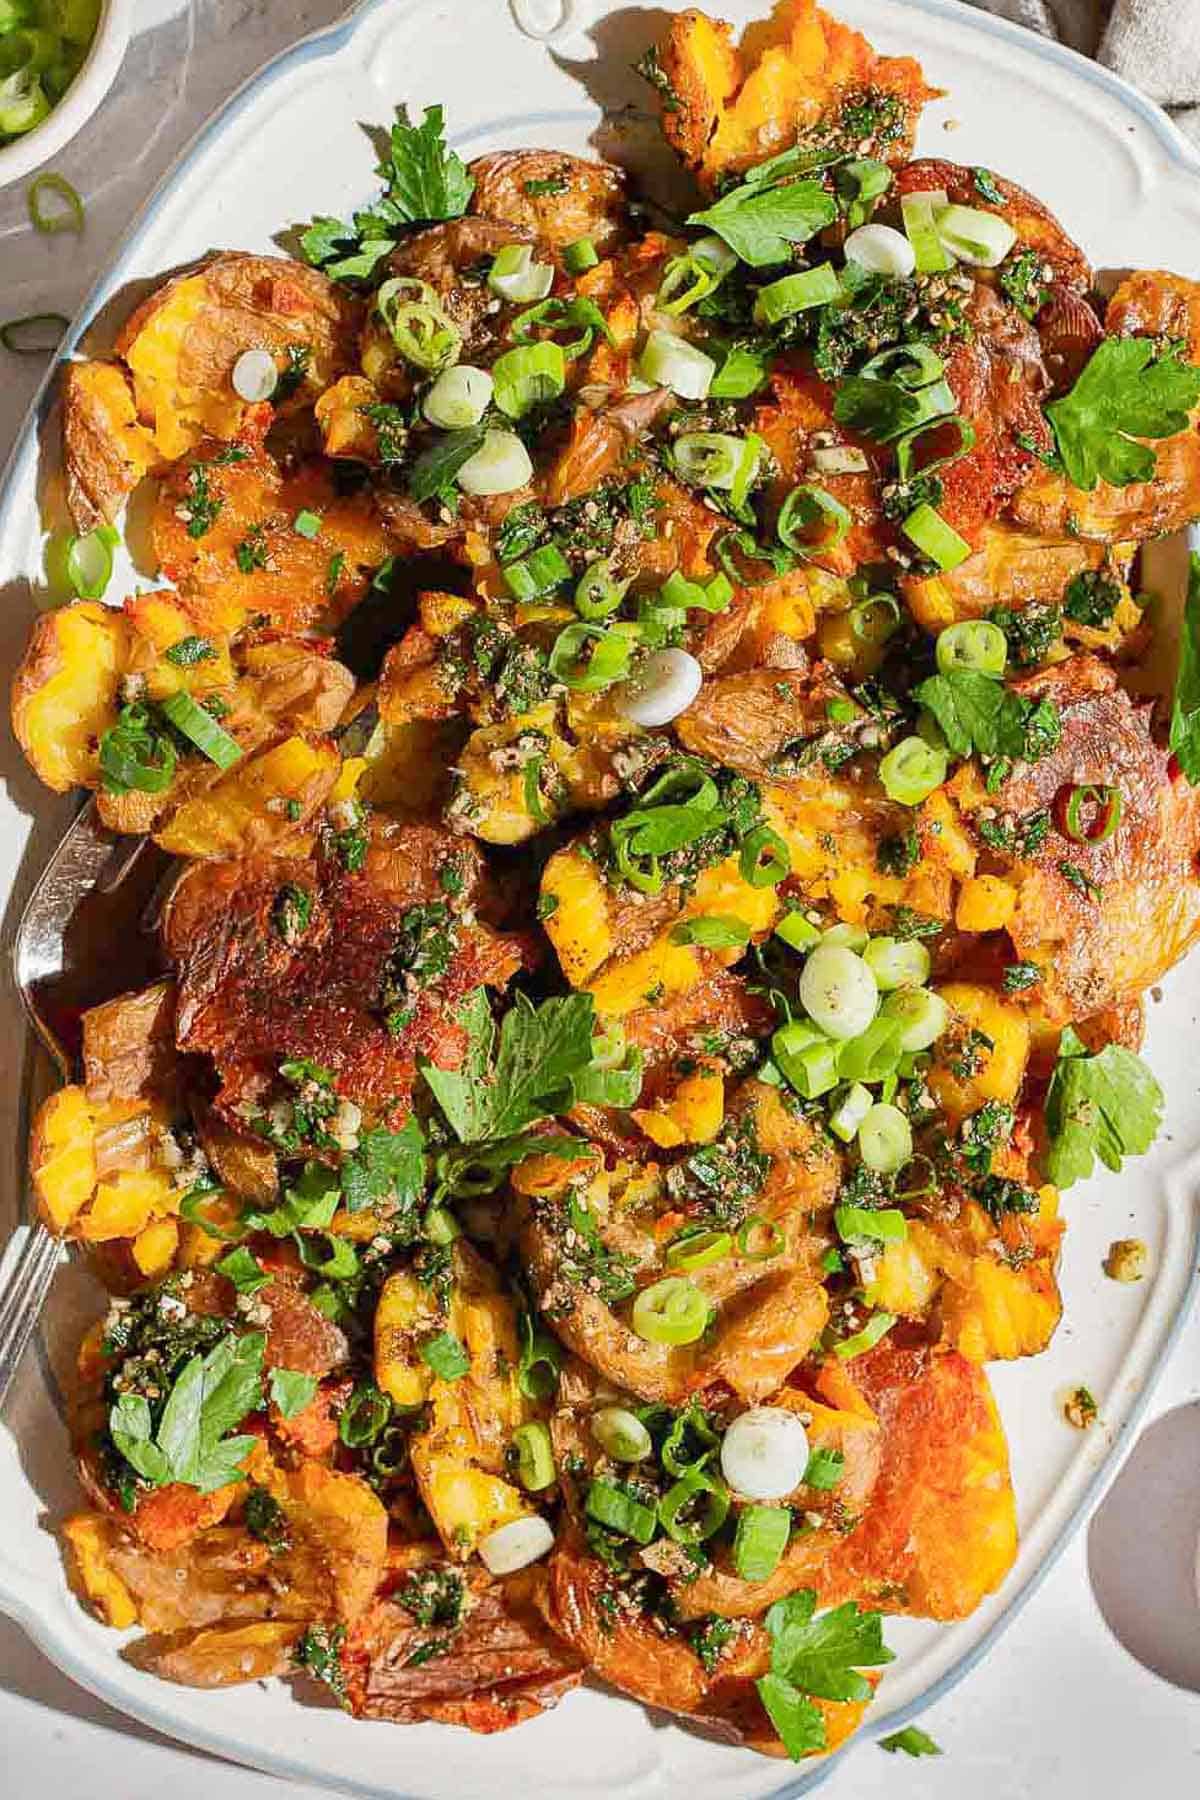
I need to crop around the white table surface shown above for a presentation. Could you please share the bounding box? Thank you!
[1,2,1198,1794]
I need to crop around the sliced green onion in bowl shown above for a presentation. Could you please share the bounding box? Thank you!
[158,691,244,771]
[936,202,1017,267]
[733,1503,791,1581]
[637,327,715,401]
[936,618,1007,676]
[563,235,599,275]
[456,428,533,496]
[902,501,972,572]
[503,541,571,600]
[492,340,566,419]
[591,1405,652,1462]
[739,823,791,888]
[829,1081,873,1143]
[879,735,947,806]
[900,190,952,273]
[659,1466,730,1545]
[549,620,637,692]
[772,1019,840,1099]
[837,1015,903,1083]
[753,263,841,324]
[843,222,915,279]
[478,1514,556,1574]
[422,363,493,429]
[666,1229,732,1271]
[488,242,554,303]
[631,1275,710,1345]
[0,311,68,354]
[736,1215,785,1261]
[856,1101,913,1173]
[881,986,950,1052]
[775,909,821,952]
[65,524,118,599]
[512,1420,556,1492]
[821,921,870,951]
[778,483,851,558]
[574,557,630,620]
[26,172,84,232]
[832,1310,895,1360]
[231,348,278,403]
[799,943,879,1041]
[863,935,931,991]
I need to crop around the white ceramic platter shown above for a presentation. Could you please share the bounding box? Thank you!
[0,2,1198,1795]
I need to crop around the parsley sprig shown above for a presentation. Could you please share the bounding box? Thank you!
[109,1330,265,1493]
[756,1589,894,1759]
[1046,337,1200,491]
[1044,1027,1163,1188]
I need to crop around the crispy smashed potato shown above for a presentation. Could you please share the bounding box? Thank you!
[62,361,161,532]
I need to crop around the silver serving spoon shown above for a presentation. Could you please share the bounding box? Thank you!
[1,801,168,1407]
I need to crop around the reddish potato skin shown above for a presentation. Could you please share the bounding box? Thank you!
[469,151,628,253]
[895,159,1092,292]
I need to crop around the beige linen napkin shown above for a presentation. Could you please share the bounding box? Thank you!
[966,0,1200,141]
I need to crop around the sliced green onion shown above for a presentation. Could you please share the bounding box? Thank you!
[423,364,493,429]
[902,502,972,572]
[492,340,566,419]
[338,1385,391,1448]
[0,311,68,354]
[423,1204,460,1245]
[881,987,950,1052]
[294,1231,359,1279]
[863,936,931,991]
[158,691,244,771]
[504,541,571,600]
[489,242,554,303]
[799,943,879,1041]
[548,620,636,692]
[669,914,751,949]
[631,1276,710,1346]
[292,509,322,539]
[457,429,533,496]
[710,344,769,399]
[753,263,841,324]
[656,234,736,315]
[836,1016,904,1084]
[850,594,901,643]
[895,413,976,485]
[1061,782,1123,844]
[2,77,50,137]
[673,431,751,492]
[574,557,630,620]
[592,1406,652,1462]
[843,222,914,278]
[374,278,460,372]
[733,1504,791,1581]
[901,191,952,273]
[832,1310,896,1360]
[835,1203,908,1245]
[829,1081,873,1143]
[936,619,1007,676]
[178,1186,236,1238]
[936,202,1017,268]
[563,235,599,275]
[736,1215,785,1261]
[666,1229,732,1271]
[586,1477,657,1543]
[772,1020,840,1099]
[659,1466,730,1545]
[775,909,821,952]
[822,921,871,951]
[27,172,83,234]
[523,755,548,823]
[860,343,946,390]
[637,328,715,401]
[512,1420,556,1492]
[739,823,790,888]
[65,524,118,599]
[879,736,947,806]
[778,484,851,558]
[657,568,733,614]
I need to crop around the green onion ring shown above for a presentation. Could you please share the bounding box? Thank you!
[0,311,69,354]
[27,172,84,234]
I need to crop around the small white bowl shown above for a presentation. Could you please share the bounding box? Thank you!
[0,0,132,189]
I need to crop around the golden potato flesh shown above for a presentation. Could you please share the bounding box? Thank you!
[62,361,160,532]
[11,600,130,792]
